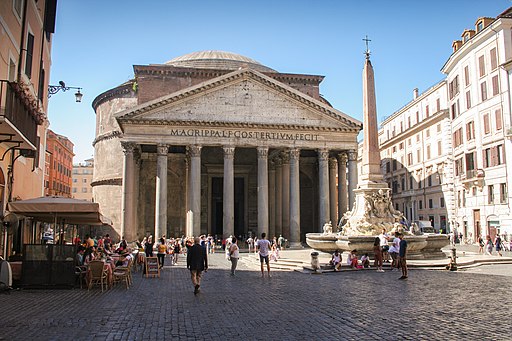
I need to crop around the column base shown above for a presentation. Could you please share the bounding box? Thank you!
[287,242,304,249]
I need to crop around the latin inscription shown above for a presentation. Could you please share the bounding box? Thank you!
[169,129,319,141]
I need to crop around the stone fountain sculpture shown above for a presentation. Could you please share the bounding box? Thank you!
[306,46,448,259]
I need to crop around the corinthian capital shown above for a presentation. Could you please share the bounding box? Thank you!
[289,148,300,160]
[347,150,357,161]
[337,152,348,164]
[188,145,202,158]
[257,146,269,159]
[121,141,136,155]
[157,144,169,156]
[329,157,337,169]
[223,146,235,159]
[318,148,329,161]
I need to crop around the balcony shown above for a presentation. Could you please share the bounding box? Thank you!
[0,80,40,150]
[461,168,484,189]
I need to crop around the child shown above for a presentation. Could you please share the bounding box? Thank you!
[347,250,358,269]
[360,253,370,268]
[331,250,342,271]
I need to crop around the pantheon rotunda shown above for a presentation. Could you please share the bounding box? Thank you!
[92,51,362,245]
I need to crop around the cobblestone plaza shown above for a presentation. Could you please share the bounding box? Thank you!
[0,251,510,341]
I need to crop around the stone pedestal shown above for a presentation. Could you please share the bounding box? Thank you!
[342,183,402,236]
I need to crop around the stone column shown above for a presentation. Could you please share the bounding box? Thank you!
[223,146,235,238]
[347,150,358,210]
[268,161,276,239]
[189,145,202,237]
[155,144,168,240]
[318,148,330,231]
[257,147,269,237]
[281,151,290,239]
[289,148,301,246]
[275,158,283,238]
[121,142,136,242]
[329,157,338,226]
[133,148,141,240]
[337,153,348,221]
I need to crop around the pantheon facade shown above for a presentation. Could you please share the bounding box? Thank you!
[92,51,362,245]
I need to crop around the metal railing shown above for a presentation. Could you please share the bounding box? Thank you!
[0,80,39,147]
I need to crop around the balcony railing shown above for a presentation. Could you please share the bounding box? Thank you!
[0,80,39,148]
[464,169,484,180]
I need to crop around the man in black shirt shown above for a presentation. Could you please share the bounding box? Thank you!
[187,237,208,294]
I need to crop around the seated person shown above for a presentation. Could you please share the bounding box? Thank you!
[360,253,370,268]
[330,250,342,271]
[347,250,358,269]
[76,245,85,266]
[116,248,133,267]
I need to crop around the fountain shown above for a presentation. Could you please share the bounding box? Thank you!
[306,44,448,259]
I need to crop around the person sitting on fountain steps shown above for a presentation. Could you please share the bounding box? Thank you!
[330,250,342,271]
[347,250,358,269]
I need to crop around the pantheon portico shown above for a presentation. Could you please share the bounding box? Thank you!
[92,51,362,245]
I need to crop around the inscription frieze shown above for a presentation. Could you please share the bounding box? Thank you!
[167,128,319,141]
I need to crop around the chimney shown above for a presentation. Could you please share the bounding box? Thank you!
[413,88,419,100]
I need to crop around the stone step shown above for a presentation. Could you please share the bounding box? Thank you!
[240,255,308,271]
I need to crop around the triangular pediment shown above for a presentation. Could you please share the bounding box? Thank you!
[115,69,361,131]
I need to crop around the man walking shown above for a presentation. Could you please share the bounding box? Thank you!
[397,233,408,280]
[256,233,271,277]
[187,237,208,294]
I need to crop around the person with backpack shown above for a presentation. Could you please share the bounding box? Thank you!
[157,237,167,269]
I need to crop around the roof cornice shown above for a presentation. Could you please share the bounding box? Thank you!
[92,82,135,111]
[116,68,362,129]
[441,17,511,74]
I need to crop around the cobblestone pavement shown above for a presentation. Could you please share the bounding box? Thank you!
[0,252,511,341]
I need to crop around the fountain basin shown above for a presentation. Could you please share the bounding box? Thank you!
[306,233,449,259]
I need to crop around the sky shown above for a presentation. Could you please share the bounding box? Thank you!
[48,0,512,163]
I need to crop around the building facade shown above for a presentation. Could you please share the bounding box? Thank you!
[92,51,362,243]
[379,82,454,233]
[44,129,74,197]
[379,7,512,241]
[442,10,512,241]
[0,0,56,255]
[72,158,94,201]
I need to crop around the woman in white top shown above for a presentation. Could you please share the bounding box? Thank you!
[388,235,401,269]
[229,237,240,276]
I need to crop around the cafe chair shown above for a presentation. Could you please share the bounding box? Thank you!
[75,265,88,289]
[87,260,108,292]
[113,259,132,289]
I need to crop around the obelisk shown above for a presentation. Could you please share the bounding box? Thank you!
[340,38,403,236]
[360,47,385,185]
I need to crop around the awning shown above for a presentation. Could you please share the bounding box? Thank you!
[7,196,112,226]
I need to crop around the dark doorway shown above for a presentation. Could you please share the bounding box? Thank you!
[211,177,245,238]
[234,177,245,237]
[212,177,223,237]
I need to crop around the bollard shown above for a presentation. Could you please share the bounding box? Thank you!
[310,251,321,274]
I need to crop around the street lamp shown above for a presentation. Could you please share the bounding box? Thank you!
[48,80,83,102]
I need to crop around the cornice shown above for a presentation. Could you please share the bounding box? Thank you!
[92,82,135,111]
[134,65,323,84]
[119,118,360,133]
[117,69,361,129]
[91,178,122,187]
[379,109,450,149]
[92,130,122,147]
